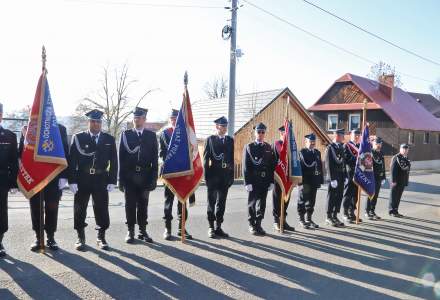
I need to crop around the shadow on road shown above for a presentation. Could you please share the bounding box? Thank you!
[0,256,80,300]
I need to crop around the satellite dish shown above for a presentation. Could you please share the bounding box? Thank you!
[222,25,232,40]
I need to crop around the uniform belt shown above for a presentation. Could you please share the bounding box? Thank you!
[134,165,147,172]
[212,162,231,169]
[81,168,106,175]
[254,170,267,178]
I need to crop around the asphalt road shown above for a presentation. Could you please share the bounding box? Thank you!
[1,171,440,299]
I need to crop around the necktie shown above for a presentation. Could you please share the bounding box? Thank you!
[94,135,98,144]
[138,131,142,138]
[221,137,224,144]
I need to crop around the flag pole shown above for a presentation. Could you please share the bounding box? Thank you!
[279,95,290,233]
[39,46,46,253]
[181,201,186,243]
[356,99,368,225]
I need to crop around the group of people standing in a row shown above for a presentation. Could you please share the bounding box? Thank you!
[0,102,411,257]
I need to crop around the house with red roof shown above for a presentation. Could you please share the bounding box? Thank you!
[309,73,440,165]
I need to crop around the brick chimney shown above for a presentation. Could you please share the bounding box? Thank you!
[378,74,394,100]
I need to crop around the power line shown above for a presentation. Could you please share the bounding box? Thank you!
[64,0,225,9]
[301,0,440,68]
[242,0,436,84]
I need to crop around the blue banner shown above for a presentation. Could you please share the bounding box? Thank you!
[162,103,192,177]
[288,121,302,180]
[353,125,376,197]
[35,78,66,161]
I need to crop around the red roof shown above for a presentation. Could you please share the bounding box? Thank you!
[309,103,381,111]
[309,73,440,132]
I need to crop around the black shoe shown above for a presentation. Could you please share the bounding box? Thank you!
[215,227,229,238]
[75,229,86,251]
[283,222,295,232]
[138,231,153,243]
[307,220,319,229]
[325,218,337,227]
[0,243,5,257]
[30,240,41,252]
[163,221,172,240]
[299,220,310,229]
[249,225,257,235]
[372,212,381,220]
[395,212,404,218]
[125,230,135,244]
[97,231,109,250]
[177,230,193,240]
[365,212,374,220]
[334,217,345,227]
[273,222,281,232]
[208,227,216,238]
[47,237,59,251]
[255,222,266,236]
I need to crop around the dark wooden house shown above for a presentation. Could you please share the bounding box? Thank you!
[309,73,440,165]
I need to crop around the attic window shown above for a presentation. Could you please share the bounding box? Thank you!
[408,131,415,145]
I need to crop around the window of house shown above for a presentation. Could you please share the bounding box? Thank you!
[349,114,361,131]
[408,131,415,145]
[327,114,338,131]
[424,132,430,144]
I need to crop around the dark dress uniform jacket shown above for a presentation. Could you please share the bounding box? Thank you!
[372,149,386,182]
[159,128,173,168]
[0,127,18,189]
[343,142,359,179]
[325,143,346,182]
[203,135,234,188]
[299,148,324,188]
[390,154,410,186]
[119,129,158,191]
[69,131,118,185]
[19,124,69,188]
[243,142,276,190]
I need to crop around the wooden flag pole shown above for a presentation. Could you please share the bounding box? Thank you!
[39,46,47,253]
[280,195,285,233]
[181,201,186,243]
[356,99,368,225]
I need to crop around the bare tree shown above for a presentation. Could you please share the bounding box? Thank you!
[367,61,403,87]
[203,76,228,99]
[73,64,157,138]
[3,105,30,133]
[430,78,440,100]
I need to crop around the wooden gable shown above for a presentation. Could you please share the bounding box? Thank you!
[319,82,372,105]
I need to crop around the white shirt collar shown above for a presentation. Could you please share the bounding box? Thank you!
[134,128,144,135]
[89,131,101,138]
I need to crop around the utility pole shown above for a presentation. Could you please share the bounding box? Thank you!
[227,0,238,136]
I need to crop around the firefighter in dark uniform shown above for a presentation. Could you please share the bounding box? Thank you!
[203,116,234,238]
[298,133,324,229]
[272,126,295,232]
[119,107,158,244]
[325,129,347,227]
[242,122,276,236]
[389,144,411,217]
[69,109,118,250]
[0,103,19,257]
[342,129,361,223]
[365,137,386,220]
[160,109,194,240]
[19,124,69,251]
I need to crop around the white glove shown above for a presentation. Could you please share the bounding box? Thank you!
[107,184,115,192]
[330,180,338,188]
[381,179,386,185]
[268,183,274,191]
[344,178,349,185]
[245,184,253,192]
[9,188,18,194]
[58,178,68,190]
[298,185,304,191]
[391,182,397,187]
[69,184,78,194]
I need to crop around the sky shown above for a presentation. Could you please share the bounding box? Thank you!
[1,0,439,123]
